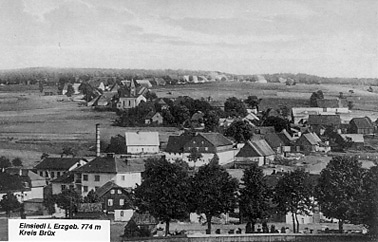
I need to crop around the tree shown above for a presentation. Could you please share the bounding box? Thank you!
[225,97,247,117]
[134,158,191,236]
[83,189,100,203]
[0,192,21,217]
[274,169,314,233]
[0,156,11,169]
[204,110,219,132]
[55,188,81,218]
[191,163,238,234]
[315,156,365,233]
[262,116,290,132]
[161,109,175,125]
[224,120,254,143]
[171,105,190,125]
[105,135,127,154]
[61,147,76,158]
[145,91,157,101]
[244,96,261,110]
[309,90,324,107]
[38,81,44,93]
[239,164,271,233]
[361,166,378,236]
[66,84,75,97]
[187,148,203,167]
[11,157,22,167]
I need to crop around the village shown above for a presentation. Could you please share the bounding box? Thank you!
[0,75,377,241]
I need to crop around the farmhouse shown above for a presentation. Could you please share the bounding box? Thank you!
[165,132,235,166]
[50,172,76,195]
[295,132,330,153]
[144,111,163,125]
[96,181,134,221]
[307,114,341,134]
[235,139,275,167]
[125,132,159,154]
[34,157,88,180]
[73,155,144,196]
[349,117,375,134]
[338,134,365,149]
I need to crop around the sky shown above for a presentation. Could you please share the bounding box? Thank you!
[0,0,377,78]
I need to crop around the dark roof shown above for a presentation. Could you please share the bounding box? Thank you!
[307,115,341,126]
[198,133,233,147]
[95,181,131,198]
[350,117,374,129]
[300,133,320,145]
[165,134,193,153]
[73,157,145,174]
[236,140,275,158]
[256,126,275,135]
[316,99,340,108]
[50,172,74,184]
[277,132,293,146]
[264,133,285,148]
[34,158,86,171]
[145,111,156,119]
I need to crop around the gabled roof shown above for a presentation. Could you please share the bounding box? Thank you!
[198,133,233,147]
[28,171,47,187]
[339,134,365,143]
[256,126,275,135]
[145,111,156,120]
[95,181,132,198]
[278,130,294,145]
[236,140,275,158]
[136,80,152,88]
[125,132,159,146]
[50,172,74,184]
[300,133,320,145]
[264,133,286,149]
[307,115,341,126]
[34,158,86,171]
[165,134,193,153]
[350,117,374,129]
[73,157,145,174]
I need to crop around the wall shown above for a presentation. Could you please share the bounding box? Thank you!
[115,173,142,188]
[115,209,134,222]
[126,145,159,154]
[81,173,116,196]
[122,234,371,242]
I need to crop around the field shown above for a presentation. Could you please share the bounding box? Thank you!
[1,82,378,167]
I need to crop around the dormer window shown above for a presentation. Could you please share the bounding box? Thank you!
[111,189,115,194]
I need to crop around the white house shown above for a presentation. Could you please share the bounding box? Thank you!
[73,155,145,197]
[125,131,159,154]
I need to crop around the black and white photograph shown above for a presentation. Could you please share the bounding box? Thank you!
[0,0,377,241]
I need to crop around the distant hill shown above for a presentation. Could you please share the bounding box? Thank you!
[0,67,376,86]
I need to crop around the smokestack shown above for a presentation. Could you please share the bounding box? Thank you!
[96,124,100,157]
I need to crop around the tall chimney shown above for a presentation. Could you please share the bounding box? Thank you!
[96,124,101,157]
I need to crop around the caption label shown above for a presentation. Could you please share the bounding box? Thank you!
[9,219,110,241]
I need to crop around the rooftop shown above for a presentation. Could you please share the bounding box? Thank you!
[34,158,87,171]
[73,156,145,174]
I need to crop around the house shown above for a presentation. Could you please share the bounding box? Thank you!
[122,212,158,237]
[255,75,267,84]
[165,132,236,166]
[307,115,341,134]
[296,132,330,153]
[155,98,169,110]
[50,172,76,195]
[338,134,365,149]
[144,112,163,125]
[117,95,147,109]
[136,79,152,88]
[125,132,159,154]
[34,157,88,180]
[264,133,287,155]
[235,139,275,167]
[91,92,117,110]
[96,181,134,221]
[255,126,275,135]
[73,155,145,196]
[349,117,375,134]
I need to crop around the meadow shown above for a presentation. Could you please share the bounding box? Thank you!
[1,81,378,167]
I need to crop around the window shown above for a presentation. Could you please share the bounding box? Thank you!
[57,172,61,177]
[61,185,66,191]
[45,171,48,177]
[83,186,88,192]
[110,189,115,194]
[83,175,88,181]
[39,171,43,176]
[94,175,100,182]
[120,211,124,217]
[121,175,125,181]
[119,199,124,206]
[108,199,113,206]
[51,172,55,178]
[117,189,122,194]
